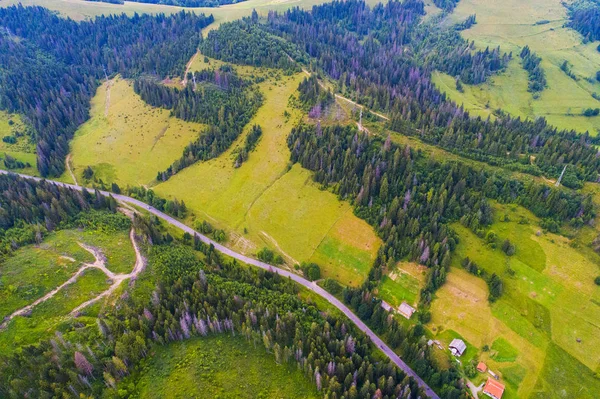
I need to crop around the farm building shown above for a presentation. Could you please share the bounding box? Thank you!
[449,338,466,357]
[477,362,487,373]
[380,301,393,312]
[398,302,416,319]
[483,378,505,399]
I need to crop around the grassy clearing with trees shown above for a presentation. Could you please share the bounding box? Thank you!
[0,111,37,176]
[122,336,319,398]
[65,77,205,187]
[436,0,600,135]
[428,201,600,398]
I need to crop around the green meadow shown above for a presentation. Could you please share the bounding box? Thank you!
[0,111,38,176]
[0,227,135,354]
[434,0,600,135]
[120,335,319,398]
[427,202,600,398]
[66,76,204,187]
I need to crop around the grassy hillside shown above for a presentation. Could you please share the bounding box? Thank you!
[0,111,38,176]
[122,336,319,398]
[425,202,600,398]
[435,0,600,135]
[154,61,379,286]
[66,76,204,186]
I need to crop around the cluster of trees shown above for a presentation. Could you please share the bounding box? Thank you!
[200,14,302,72]
[460,257,504,302]
[102,0,246,6]
[124,186,188,218]
[566,0,600,42]
[133,72,263,180]
[252,0,599,184]
[2,154,30,170]
[455,14,476,31]
[0,6,214,177]
[300,262,321,281]
[520,46,547,94]
[433,0,460,11]
[257,247,284,264]
[234,124,263,167]
[0,174,119,254]
[298,75,335,118]
[0,238,436,399]
[287,123,595,307]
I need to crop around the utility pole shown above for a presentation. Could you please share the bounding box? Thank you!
[555,164,567,187]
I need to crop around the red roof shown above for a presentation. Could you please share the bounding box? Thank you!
[483,378,505,399]
[477,362,487,372]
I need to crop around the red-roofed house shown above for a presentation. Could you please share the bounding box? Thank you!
[477,362,487,373]
[483,378,505,399]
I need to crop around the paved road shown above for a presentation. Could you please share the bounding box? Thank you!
[0,170,439,399]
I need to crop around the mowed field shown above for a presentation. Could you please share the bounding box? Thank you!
[121,336,319,398]
[154,58,380,286]
[427,202,600,398]
[66,76,204,187]
[433,0,600,135]
[0,227,135,354]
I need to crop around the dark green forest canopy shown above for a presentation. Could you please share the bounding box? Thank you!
[198,0,600,184]
[0,6,214,178]
[88,0,246,6]
[566,0,600,42]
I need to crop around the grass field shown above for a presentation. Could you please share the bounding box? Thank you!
[377,262,425,307]
[0,111,38,176]
[433,0,600,135]
[154,62,380,286]
[427,202,600,398]
[122,335,318,398]
[0,226,135,354]
[65,76,204,187]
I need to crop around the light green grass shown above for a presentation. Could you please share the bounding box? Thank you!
[154,72,380,286]
[65,76,204,187]
[0,268,110,355]
[121,335,318,399]
[0,111,38,175]
[377,262,424,307]
[491,337,519,362]
[436,0,600,135]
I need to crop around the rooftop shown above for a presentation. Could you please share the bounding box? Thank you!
[483,378,505,399]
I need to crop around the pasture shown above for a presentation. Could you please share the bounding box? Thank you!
[435,0,600,135]
[154,61,380,286]
[65,76,204,187]
[0,226,136,355]
[427,202,600,398]
[122,335,318,398]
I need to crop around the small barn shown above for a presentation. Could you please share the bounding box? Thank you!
[483,378,505,399]
[449,338,467,357]
[477,362,487,373]
[380,301,393,312]
[398,302,416,319]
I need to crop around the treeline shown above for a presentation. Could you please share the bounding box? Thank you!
[234,124,263,167]
[118,0,244,6]
[566,0,600,42]
[132,72,263,180]
[0,174,118,254]
[298,75,334,118]
[455,14,476,31]
[433,0,460,11]
[520,46,547,94]
[287,123,595,306]
[253,0,599,183]
[200,13,303,72]
[0,240,434,399]
[0,6,214,177]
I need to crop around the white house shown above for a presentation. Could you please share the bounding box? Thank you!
[449,338,466,357]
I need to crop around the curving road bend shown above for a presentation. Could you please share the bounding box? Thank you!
[0,170,439,399]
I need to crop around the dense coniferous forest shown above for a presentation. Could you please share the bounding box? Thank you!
[0,174,118,254]
[566,0,600,42]
[205,0,600,184]
[287,123,594,305]
[0,6,214,177]
[298,75,335,117]
[133,69,263,180]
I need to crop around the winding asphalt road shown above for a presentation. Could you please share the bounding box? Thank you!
[0,170,439,399]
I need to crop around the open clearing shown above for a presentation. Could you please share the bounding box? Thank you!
[65,76,204,187]
[0,111,38,176]
[0,225,137,354]
[154,60,380,286]
[120,335,318,398]
[427,202,600,398]
[433,0,600,135]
